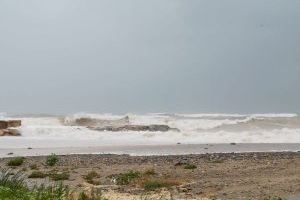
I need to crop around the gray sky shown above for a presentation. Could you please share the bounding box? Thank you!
[0,0,300,114]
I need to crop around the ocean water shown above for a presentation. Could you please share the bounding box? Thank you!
[0,112,300,149]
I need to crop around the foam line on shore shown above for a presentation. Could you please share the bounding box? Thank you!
[1,143,300,158]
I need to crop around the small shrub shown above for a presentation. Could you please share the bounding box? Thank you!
[184,164,197,170]
[78,192,90,200]
[83,171,100,185]
[78,189,107,200]
[115,171,140,185]
[7,157,25,167]
[143,179,179,191]
[50,172,70,181]
[143,169,155,176]
[31,182,68,200]
[0,169,80,200]
[29,164,38,170]
[0,168,26,190]
[46,154,59,166]
[28,171,47,179]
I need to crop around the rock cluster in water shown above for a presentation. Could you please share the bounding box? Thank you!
[90,124,178,132]
[64,116,179,132]
[0,120,22,136]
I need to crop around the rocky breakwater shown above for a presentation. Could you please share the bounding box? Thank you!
[64,116,179,132]
[0,120,22,136]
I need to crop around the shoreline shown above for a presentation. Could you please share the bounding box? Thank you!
[1,143,300,158]
[1,152,300,199]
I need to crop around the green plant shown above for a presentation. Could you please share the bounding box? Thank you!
[7,157,25,167]
[30,182,68,200]
[0,168,106,200]
[0,168,26,191]
[143,179,179,191]
[29,164,38,170]
[115,171,140,185]
[28,171,48,179]
[78,189,107,200]
[184,164,197,170]
[50,172,70,181]
[143,169,155,176]
[46,154,59,166]
[209,159,224,163]
[83,171,100,185]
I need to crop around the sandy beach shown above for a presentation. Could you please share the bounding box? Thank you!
[1,152,300,200]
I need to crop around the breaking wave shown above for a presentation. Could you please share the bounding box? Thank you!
[0,113,300,148]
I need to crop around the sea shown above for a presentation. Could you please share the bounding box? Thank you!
[1,112,300,150]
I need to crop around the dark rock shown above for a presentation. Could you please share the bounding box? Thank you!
[65,116,180,132]
[0,128,21,136]
[7,128,21,136]
[66,116,129,127]
[0,121,8,129]
[91,124,177,132]
[0,130,5,136]
[0,120,22,129]
[7,120,22,128]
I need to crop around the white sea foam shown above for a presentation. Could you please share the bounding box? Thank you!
[0,112,7,119]
[0,113,299,149]
[175,113,247,118]
[177,113,298,118]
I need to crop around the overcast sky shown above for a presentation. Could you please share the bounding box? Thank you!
[0,0,300,114]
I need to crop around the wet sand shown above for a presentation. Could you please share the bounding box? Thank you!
[1,152,300,199]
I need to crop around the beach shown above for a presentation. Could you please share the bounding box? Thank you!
[1,152,300,199]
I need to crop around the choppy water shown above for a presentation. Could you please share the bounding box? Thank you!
[1,112,300,148]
